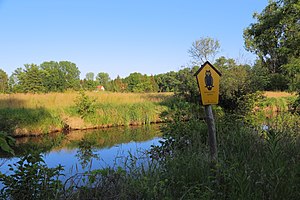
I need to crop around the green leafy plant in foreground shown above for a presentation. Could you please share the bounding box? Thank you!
[0,131,15,155]
[0,153,64,200]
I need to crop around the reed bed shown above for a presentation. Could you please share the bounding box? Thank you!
[0,92,173,136]
[0,92,173,109]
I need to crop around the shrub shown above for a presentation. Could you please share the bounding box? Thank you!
[74,91,97,118]
[0,131,15,155]
[0,153,64,200]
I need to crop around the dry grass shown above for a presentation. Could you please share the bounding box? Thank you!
[263,91,296,98]
[0,92,173,109]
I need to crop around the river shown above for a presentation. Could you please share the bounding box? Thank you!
[0,125,162,188]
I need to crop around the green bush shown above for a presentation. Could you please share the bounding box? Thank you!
[74,91,97,118]
[0,153,64,200]
[0,131,15,155]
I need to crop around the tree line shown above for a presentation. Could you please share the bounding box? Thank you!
[0,61,160,93]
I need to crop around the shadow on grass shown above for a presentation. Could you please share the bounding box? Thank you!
[0,98,27,109]
[0,106,55,135]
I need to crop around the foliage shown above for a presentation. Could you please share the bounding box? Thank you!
[0,153,64,200]
[175,66,200,104]
[124,72,159,93]
[214,57,260,113]
[244,0,300,91]
[149,113,299,199]
[81,79,98,91]
[74,91,97,118]
[291,93,300,113]
[0,131,15,155]
[96,72,111,90]
[249,59,270,91]
[282,57,300,92]
[17,64,47,93]
[154,71,179,92]
[40,61,66,92]
[0,69,8,93]
[8,61,81,93]
[110,75,127,92]
[85,72,94,81]
[62,112,299,200]
[188,37,220,65]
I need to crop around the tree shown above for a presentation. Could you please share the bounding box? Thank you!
[188,37,220,65]
[249,59,270,91]
[155,71,180,92]
[175,66,200,103]
[40,61,80,92]
[96,72,111,90]
[59,61,81,90]
[244,0,300,90]
[0,69,8,93]
[111,76,127,92]
[85,72,94,81]
[8,68,23,93]
[282,57,300,92]
[214,57,255,113]
[40,61,65,92]
[149,75,159,92]
[124,72,144,92]
[19,64,46,93]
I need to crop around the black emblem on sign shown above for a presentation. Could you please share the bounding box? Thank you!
[205,70,214,90]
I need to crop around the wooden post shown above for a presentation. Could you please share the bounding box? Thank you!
[194,61,221,163]
[204,105,217,162]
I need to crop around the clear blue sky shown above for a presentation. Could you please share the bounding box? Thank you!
[0,0,268,79]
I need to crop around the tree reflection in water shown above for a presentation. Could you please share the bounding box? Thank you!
[75,139,99,170]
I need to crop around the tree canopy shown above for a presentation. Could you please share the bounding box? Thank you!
[244,0,300,90]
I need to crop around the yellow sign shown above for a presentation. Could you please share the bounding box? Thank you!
[194,61,221,105]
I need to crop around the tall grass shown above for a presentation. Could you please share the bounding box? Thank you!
[255,95,297,112]
[0,92,172,136]
[48,114,298,200]
[0,92,172,109]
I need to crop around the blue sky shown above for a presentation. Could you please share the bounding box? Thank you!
[0,0,268,79]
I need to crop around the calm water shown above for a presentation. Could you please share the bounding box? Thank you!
[0,125,162,186]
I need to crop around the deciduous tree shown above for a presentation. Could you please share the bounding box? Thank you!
[0,69,8,93]
[188,37,220,65]
[244,0,300,90]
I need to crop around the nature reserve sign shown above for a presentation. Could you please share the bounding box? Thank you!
[194,61,221,105]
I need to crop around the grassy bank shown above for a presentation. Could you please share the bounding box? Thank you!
[1,113,299,200]
[0,92,172,136]
[253,91,298,113]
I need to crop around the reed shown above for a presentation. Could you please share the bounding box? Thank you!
[0,92,172,109]
[0,92,173,136]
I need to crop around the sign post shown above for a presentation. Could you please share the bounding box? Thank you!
[194,61,221,163]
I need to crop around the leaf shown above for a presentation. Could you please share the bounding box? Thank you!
[0,137,14,155]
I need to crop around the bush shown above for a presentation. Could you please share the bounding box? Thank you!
[0,131,15,155]
[74,91,97,118]
[0,153,64,200]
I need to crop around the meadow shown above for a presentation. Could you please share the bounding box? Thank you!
[0,92,173,137]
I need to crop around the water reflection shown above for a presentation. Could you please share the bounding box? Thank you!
[0,125,162,181]
[75,139,100,169]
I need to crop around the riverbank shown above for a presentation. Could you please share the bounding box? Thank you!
[0,92,173,137]
[0,91,297,137]
[253,91,297,113]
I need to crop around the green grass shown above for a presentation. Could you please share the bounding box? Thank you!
[0,92,172,136]
[256,95,297,112]
[64,113,299,200]
[1,101,299,199]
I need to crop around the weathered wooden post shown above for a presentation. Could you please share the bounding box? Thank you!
[194,61,221,163]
